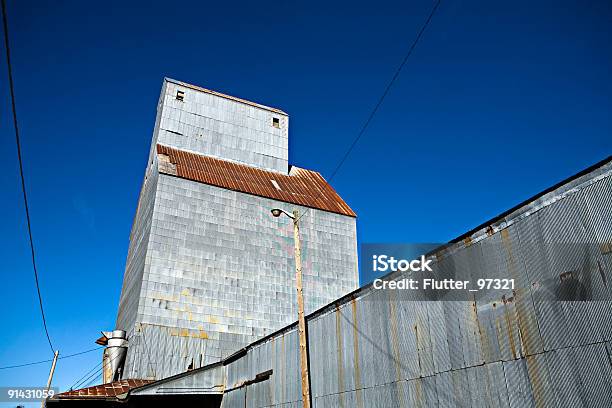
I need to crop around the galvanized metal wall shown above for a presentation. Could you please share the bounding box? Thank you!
[122,174,358,380]
[117,79,359,380]
[116,154,159,335]
[160,78,289,173]
[221,164,612,407]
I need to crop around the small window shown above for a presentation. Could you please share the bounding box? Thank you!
[176,90,185,101]
[270,179,281,190]
[272,117,280,128]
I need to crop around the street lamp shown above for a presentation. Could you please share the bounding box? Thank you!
[270,208,294,219]
[271,208,311,408]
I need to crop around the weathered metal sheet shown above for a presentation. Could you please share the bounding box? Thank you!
[157,144,356,217]
[54,379,154,399]
[503,359,536,408]
[183,159,612,407]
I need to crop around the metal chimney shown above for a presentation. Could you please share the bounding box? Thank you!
[96,330,128,383]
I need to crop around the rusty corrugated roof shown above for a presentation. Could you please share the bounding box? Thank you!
[55,379,153,399]
[156,144,356,217]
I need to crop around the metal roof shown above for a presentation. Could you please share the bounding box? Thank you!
[156,144,356,217]
[54,379,153,399]
[165,77,288,115]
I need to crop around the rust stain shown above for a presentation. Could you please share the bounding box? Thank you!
[525,356,546,408]
[500,228,533,356]
[166,327,208,339]
[335,307,346,408]
[502,296,517,359]
[351,299,364,408]
[514,289,532,356]
[495,316,504,358]
[470,301,485,364]
[474,301,491,361]
[464,236,473,247]
[206,315,219,324]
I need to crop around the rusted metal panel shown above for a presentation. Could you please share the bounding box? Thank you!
[156,144,356,218]
[54,379,153,399]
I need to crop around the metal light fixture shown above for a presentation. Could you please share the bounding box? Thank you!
[271,208,295,219]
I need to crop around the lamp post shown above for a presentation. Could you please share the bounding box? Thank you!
[271,208,311,408]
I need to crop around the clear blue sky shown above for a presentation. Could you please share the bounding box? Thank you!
[1,0,610,400]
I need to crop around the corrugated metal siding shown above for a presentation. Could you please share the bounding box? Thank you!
[156,144,356,218]
[121,171,358,379]
[166,78,287,115]
[217,161,612,407]
[116,153,159,340]
[159,79,289,173]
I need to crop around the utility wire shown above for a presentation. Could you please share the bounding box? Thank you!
[1,0,55,354]
[71,362,103,390]
[0,347,104,370]
[69,347,126,391]
[82,371,103,389]
[296,0,442,223]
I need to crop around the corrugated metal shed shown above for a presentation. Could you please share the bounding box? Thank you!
[156,143,356,217]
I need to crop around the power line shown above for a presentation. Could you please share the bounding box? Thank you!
[71,361,103,390]
[69,347,126,390]
[0,347,103,370]
[297,0,442,223]
[82,371,103,389]
[1,0,55,354]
